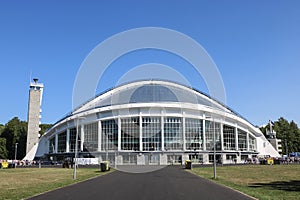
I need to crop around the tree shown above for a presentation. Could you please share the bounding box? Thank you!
[0,137,8,159]
[40,124,52,136]
[260,117,300,155]
[1,117,27,159]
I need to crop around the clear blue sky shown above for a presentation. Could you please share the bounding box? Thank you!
[0,0,299,126]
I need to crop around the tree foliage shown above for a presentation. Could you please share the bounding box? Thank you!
[0,117,52,159]
[260,117,300,155]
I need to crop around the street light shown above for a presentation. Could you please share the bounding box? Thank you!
[14,143,18,168]
[74,116,85,180]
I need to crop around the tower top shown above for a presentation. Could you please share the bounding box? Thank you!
[30,78,44,89]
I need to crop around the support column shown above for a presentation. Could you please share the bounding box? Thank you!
[161,114,164,151]
[235,124,239,151]
[160,111,165,151]
[66,129,70,153]
[139,113,143,151]
[55,133,58,153]
[182,113,186,151]
[220,121,224,151]
[118,117,121,151]
[98,121,102,152]
[80,125,84,152]
[246,131,250,151]
[202,114,206,151]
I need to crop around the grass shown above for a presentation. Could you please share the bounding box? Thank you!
[0,167,111,200]
[191,164,300,200]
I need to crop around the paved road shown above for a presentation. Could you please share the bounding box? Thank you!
[29,166,254,200]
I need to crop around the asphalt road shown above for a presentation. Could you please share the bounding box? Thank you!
[29,166,254,200]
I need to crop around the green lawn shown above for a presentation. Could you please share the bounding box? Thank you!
[191,165,300,200]
[0,167,111,200]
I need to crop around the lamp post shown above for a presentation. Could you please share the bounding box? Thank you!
[74,116,85,180]
[14,143,18,168]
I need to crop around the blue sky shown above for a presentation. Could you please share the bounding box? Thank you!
[0,0,299,126]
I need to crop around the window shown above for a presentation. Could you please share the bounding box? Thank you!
[223,125,236,150]
[142,117,161,151]
[185,118,203,150]
[84,123,98,152]
[205,121,221,150]
[57,131,66,153]
[164,117,183,150]
[69,128,80,152]
[102,120,118,151]
[123,154,137,164]
[121,117,139,151]
[238,129,247,151]
[49,137,55,153]
[249,135,256,151]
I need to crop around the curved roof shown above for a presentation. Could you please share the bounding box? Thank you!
[72,80,233,115]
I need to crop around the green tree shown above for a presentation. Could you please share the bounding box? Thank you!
[261,117,300,155]
[1,117,27,159]
[40,124,52,136]
[0,137,8,159]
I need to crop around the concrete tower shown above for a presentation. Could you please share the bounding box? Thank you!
[26,78,44,155]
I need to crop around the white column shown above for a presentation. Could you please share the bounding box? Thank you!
[55,133,58,153]
[66,129,70,153]
[161,114,164,151]
[98,121,102,152]
[220,121,224,151]
[182,113,186,151]
[80,125,84,152]
[139,113,143,151]
[118,117,121,151]
[202,114,206,151]
[246,131,249,151]
[235,124,239,151]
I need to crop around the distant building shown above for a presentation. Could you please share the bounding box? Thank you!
[25,79,43,159]
[32,80,280,164]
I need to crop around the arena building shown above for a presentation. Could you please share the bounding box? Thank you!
[34,80,280,165]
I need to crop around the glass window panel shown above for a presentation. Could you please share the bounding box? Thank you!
[223,125,236,150]
[142,117,161,151]
[205,121,221,150]
[164,117,183,150]
[185,118,203,150]
[102,119,118,151]
[238,129,247,151]
[57,131,66,153]
[121,117,139,151]
[83,123,98,152]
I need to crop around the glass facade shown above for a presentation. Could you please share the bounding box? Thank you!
[49,137,55,153]
[164,117,183,150]
[223,125,236,150]
[84,123,98,152]
[238,129,247,151]
[142,117,161,151]
[101,119,118,151]
[44,81,269,165]
[57,131,66,153]
[249,135,256,151]
[49,118,259,155]
[185,118,203,150]
[69,128,78,152]
[205,121,221,150]
[121,117,139,151]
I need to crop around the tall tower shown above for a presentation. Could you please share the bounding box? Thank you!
[26,78,44,155]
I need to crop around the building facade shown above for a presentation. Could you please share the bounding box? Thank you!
[35,80,280,165]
